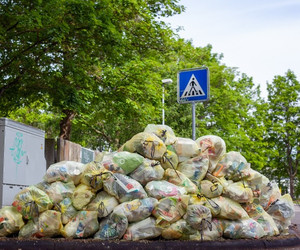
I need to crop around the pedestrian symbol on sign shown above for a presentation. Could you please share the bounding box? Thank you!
[181,74,205,98]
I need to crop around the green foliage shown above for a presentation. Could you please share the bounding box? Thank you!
[0,0,183,139]
[264,70,300,198]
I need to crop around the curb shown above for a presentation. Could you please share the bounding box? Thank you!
[0,235,299,250]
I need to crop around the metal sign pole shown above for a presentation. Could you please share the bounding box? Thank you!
[162,84,165,125]
[192,102,196,140]
[177,67,209,140]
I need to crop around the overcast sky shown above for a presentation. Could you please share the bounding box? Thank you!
[163,0,300,98]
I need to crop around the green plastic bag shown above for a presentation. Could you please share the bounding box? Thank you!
[101,151,144,175]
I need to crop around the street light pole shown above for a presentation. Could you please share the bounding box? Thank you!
[161,78,173,125]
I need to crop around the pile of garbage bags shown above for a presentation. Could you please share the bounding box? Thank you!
[0,124,295,241]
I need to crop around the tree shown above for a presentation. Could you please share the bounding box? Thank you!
[265,70,300,198]
[0,0,183,139]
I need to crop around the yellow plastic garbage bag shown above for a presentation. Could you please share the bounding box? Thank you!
[184,204,212,231]
[19,210,63,238]
[196,135,226,173]
[161,219,198,240]
[80,161,104,191]
[102,172,148,203]
[258,180,281,210]
[152,195,189,227]
[44,161,84,185]
[122,132,166,160]
[176,156,209,185]
[12,186,53,220]
[94,210,128,240]
[113,197,158,222]
[266,194,295,234]
[36,210,63,238]
[164,169,198,194]
[161,149,179,170]
[171,137,200,162]
[62,211,99,238]
[71,184,95,210]
[222,218,265,239]
[86,191,119,218]
[242,203,279,236]
[223,181,254,204]
[201,218,223,241]
[211,196,249,220]
[18,220,38,238]
[198,179,223,198]
[145,180,186,200]
[44,181,75,204]
[56,198,78,225]
[144,124,177,146]
[189,194,221,217]
[212,151,251,181]
[123,217,162,241]
[130,159,164,186]
[0,206,24,237]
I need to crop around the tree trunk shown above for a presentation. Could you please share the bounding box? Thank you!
[59,110,75,140]
[290,174,294,199]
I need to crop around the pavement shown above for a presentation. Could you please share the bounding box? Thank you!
[292,204,300,224]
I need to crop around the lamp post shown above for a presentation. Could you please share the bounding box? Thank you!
[161,78,173,125]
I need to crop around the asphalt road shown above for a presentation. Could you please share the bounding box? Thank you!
[292,205,300,224]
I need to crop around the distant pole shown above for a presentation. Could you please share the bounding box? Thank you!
[192,102,196,140]
[161,79,173,125]
[162,84,165,125]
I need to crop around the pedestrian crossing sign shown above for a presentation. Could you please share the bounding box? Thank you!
[177,67,209,103]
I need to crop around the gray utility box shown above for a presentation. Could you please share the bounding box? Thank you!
[0,118,46,207]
